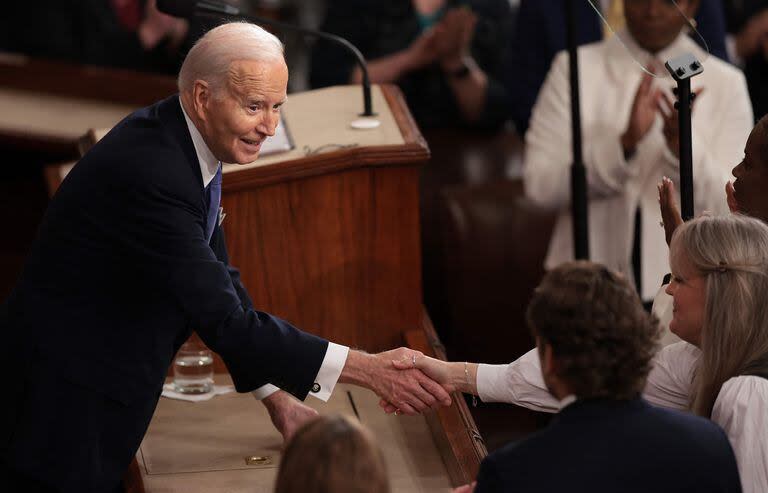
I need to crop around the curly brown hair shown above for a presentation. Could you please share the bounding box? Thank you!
[526,261,661,400]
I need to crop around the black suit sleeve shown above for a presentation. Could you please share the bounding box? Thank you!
[117,147,327,399]
[210,226,254,311]
[474,455,508,493]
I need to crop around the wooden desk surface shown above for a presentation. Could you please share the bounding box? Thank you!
[139,376,453,493]
[0,87,135,142]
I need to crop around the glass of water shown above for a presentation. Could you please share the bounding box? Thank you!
[173,340,214,394]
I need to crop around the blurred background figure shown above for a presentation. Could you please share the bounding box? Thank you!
[309,0,514,130]
[724,0,768,120]
[274,414,390,493]
[523,0,752,303]
[0,0,196,74]
[506,0,729,134]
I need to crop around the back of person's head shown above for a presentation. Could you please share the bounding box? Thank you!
[670,214,768,416]
[526,261,660,400]
[274,414,389,493]
[178,21,284,95]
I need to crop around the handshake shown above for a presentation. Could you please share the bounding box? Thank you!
[264,347,461,441]
[342,347,455,416]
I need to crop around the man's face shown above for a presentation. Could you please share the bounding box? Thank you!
[199,59,288,165]
[624,0,696,53]
[732,125,768,222]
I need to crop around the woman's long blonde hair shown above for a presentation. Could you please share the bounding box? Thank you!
[670,215,768,416]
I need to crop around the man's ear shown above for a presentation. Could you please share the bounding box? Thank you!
[191,80,211,122]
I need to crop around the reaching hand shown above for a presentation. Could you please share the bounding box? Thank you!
[263,390,319,442]
[657,176,684,246]
[726,180,740,213]
[621,73,662,156]
[342,348,452,416]
[392,353,457,391]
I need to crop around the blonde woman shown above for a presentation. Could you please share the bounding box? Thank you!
[396,216,768,492]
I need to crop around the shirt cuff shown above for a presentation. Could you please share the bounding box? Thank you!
[307,342,349,402]
[251,384,280,400]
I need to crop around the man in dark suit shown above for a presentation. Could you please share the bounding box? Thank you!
[506,0,729,134]
[472,262,742,493]
[0,22,450,493]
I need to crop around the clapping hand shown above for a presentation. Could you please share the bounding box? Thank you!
[622,73,663,156]
[432,8,477,68]
[658,176,684,246]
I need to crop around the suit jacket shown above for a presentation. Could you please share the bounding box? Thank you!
[506,0,729,133]
[0,95,329,492]
[475,397,742,493]
[523,32,753,301]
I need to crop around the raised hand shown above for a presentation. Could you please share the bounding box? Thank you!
[263,390,319,442]
[341,348,452,416]
[657,176,684,246]
[432,8,477,68]
[726,180,740,213]
[453,482,477,493]
[621,73,662,157]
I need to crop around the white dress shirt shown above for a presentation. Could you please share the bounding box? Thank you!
[524,31,753,300]
[180,100,349,401]
[477,343,768,493]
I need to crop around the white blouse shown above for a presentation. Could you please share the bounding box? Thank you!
[476,342,768,493]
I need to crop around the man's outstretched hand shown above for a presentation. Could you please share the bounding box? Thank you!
[262,390,319,442]
[340,348,452,415]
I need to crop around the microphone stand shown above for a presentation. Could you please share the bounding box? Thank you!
[565,0,589,260]
[665,53,702,220]
[190,1,376,117]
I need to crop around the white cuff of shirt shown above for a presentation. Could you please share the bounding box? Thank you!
[250,342,349,402]
[251,384,280,400]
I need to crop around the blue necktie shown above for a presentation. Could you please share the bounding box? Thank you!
[205,164,222,243]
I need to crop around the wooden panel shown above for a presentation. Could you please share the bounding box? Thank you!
[0,53,177,106]
[404,312,487,485]
[222,165,422,351]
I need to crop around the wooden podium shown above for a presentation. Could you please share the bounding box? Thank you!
[131,84,487,491]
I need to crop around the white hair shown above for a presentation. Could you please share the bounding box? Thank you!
[178,22,285,95]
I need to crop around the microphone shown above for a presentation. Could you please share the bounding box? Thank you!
[157,0,377,119]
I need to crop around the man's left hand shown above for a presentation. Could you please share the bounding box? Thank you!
[262,390,319,442]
